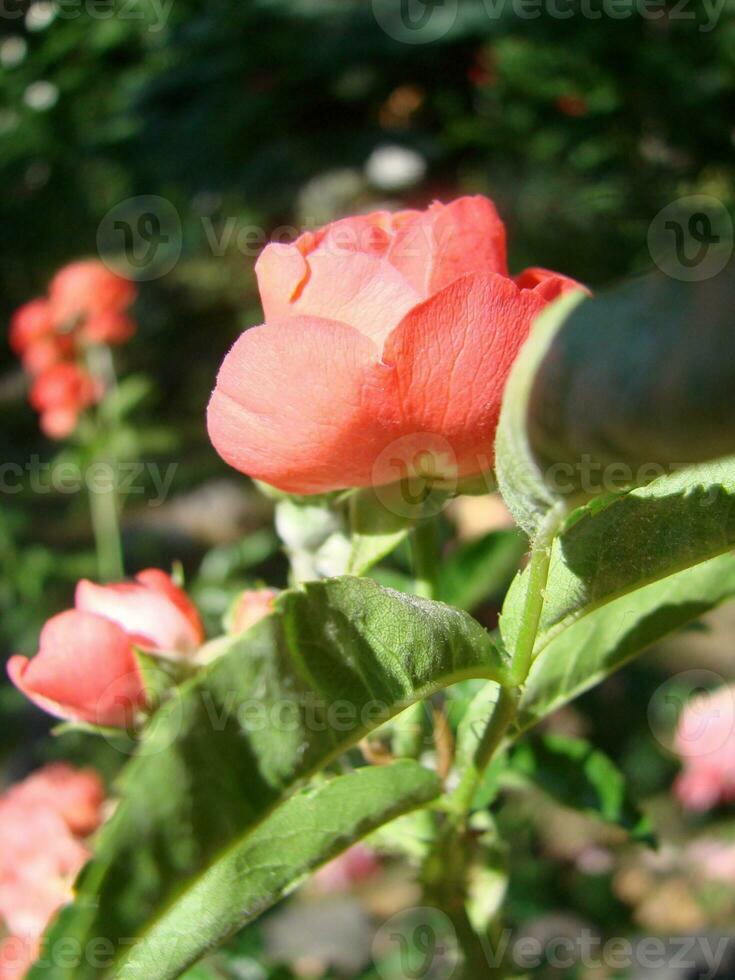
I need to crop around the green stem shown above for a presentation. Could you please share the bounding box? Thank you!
[411,515,440,599]
[448,685,518,825]
[509,505,564,686]
[423,507,566,977]
[89,467,124,581]
[85,344,125,581]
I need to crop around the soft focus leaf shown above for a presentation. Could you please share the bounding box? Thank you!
[510,734,653,841]
[346,485,414,575]
[438,529,526,611]
[496,266,735,536]
[32,576,506,979]
[495,291,584,536]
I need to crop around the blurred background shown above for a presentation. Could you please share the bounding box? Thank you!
[2,1,735,976]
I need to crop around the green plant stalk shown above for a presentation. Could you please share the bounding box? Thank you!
[509,505,565,686]
[447,684,518,824]
[424,508,564,977]
[88,472,124,582]
[85,344,125,581]
[411,514,440,599]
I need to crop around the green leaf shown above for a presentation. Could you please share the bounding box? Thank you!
[509,734,653,841]
[438,529,527,611]
[496,291,584,536]
[497,457,735,734]
[346,485,414,575]
[517,552,735,733]
[99,374,153,422]
[112,763,440,979]
[496,266,735,536]
[33,576,506,980]
[501,457,735,661]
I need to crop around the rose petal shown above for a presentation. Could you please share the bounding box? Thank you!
[256,235,420,343]
[387,196,508,297]
[382,274,547,479]
[75,571,203,655]
[7,610,144,728]
[515,266,589,302]
[207,315,398,493]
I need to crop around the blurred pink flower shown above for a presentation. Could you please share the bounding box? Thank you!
[48,260,136,325]
[0,764,106,978]
[673,684,735,812]
[686,837,735,884]
[230,588,279,635]
[9,259,137,440]
[28,362,101,439]
[313,843,380,893]
[0,935,38,980]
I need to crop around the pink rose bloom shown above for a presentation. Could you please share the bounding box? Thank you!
[49,260,136,325]
[7,610,146,728]
[313,843,380,893]
[230,588,279,635]
[674,684,735,812]
[8,570,204,727]
[28,362,101,440]
[0,765,105,978]
[75,568,204,656]
[9,300,55,357]
[208,196,585,495]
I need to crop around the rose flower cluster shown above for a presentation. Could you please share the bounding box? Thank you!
[0,764,106,980]
[9,261,137,439]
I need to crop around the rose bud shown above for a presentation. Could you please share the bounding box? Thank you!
[49,260,136,325]
[82,310,136,345]
[7,610,146,727]
[230,588,279,635]
[8,299,55,356]
[29,362,100,439]
[8,571,204,726]
[207,196,585,494]
[75,568,205,658]
[20,334,75,376]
